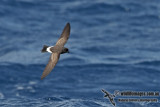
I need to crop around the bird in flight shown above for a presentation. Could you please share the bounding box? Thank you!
[41,23,70,80]
[101,89,116,106]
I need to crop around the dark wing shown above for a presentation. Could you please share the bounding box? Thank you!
[56,23,70,46]
[41,53,60,80]
[101,89,106,93]
[108,97,116,106]
[102,89,109,96]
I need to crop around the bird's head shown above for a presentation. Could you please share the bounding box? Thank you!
[61,47,69,54]
[65,48,69,53]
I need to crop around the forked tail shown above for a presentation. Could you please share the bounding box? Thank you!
[41,45,49,53]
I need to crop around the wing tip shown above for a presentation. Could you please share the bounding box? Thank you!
[41,74,46,80]
[66,22,70,25]
[66,22,70,28]
[41,76,44,80]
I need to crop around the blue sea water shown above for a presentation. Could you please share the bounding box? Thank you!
[0,0,160,106]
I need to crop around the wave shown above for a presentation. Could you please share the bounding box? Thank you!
[135,60,160,66]
[0,96,159,107]
[0,61,125,69]
[0,97,108,107]
[1,59,160,69]
[67,2,126,15]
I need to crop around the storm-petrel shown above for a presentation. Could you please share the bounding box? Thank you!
[101,89,116,106]
[41,23,70,80]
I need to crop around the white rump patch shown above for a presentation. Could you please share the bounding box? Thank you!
[46,47,53,53]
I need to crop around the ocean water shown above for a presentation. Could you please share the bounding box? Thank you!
[0,0,160,107]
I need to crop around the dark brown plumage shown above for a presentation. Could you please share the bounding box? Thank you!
[101,89,116,106]
[41,23,70,80]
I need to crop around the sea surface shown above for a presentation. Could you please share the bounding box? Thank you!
[0,0,160,107]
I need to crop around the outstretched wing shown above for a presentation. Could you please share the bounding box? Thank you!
[41,53,60,80]
[108,97,116,106]
[102,89,109,96]
[56,23,70,46]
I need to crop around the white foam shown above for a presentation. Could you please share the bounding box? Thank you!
[29,81,37,85]
[0,93,4,99]
[16,93,20,97]
[17,86,24,90]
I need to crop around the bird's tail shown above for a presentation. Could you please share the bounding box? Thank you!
[41,45,49,53]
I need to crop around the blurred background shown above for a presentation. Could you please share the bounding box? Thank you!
[0,0,160,106]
